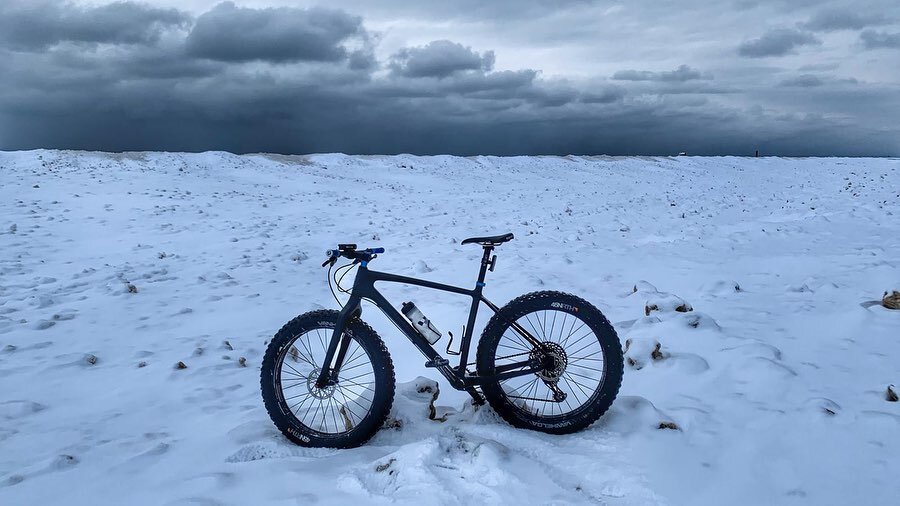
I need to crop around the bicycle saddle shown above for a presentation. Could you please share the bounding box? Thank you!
[461,233,514,246]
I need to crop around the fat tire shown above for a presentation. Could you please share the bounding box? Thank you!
[476,291,623,434]
[260,309,395,448]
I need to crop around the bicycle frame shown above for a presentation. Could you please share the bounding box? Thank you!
[315,247,544,402]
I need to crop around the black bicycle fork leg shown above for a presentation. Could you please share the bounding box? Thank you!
[315,295,360,387]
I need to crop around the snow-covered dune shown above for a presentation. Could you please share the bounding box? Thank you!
[1,151,898,505]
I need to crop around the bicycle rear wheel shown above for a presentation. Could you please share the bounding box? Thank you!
[476,291,623,434]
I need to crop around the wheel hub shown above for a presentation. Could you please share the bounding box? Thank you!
[306,368,336,399]
[531,342,568,382]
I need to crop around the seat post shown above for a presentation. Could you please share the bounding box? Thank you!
[476,246,494,285]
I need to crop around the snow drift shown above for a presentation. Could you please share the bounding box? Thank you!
[1,151,898,505]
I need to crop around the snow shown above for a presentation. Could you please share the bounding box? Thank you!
[1,150,899,505]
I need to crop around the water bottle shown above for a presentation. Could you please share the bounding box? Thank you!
[401,302,442,344]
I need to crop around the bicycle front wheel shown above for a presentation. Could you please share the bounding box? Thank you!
[476,291,623,434]
[260,310,395,448]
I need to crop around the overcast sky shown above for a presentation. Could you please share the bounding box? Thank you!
[1,0,898,156]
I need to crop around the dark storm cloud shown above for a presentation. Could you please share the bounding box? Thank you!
[860,30,900,49]
[0,0,898,157]
[375,66,581,109]
[580,86,627,104]
[738,28,820,57]
[611,65,707,82]
[0,0,189,51]
[303,0,598,21]
[801,9,890,31]
[389,40,495,78]
[185,2,367,62]
[798,63,839,71]
[114,46,226,79]
[433,70,537,95]
[370,68,539,100]
[779,74,824,87]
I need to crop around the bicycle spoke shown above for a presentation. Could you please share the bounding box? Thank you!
[564,369,603,383]
[337,360,370,373]
[284,390,314,402]
[562,375,589,403]
[298,334,318,367]
[568,361,606,373]
[548,310,559,344]
[328,397,340,434]
[569,342,600,362]
[282,361,308,378]
[316,329,327,356]
[337,390,357,423]
[337,386,370,419]
[342,342,365,368]
[560,320,586,348]
[523,313,544,340]
[501,326,533,351]
[340,371,375,383]
[499,339,530,353]
[318,397,329,432]
[290,392,314,414]
[288,344,317,367]
[339,378,375,393]
[569,350,604,361]
[565,329,597,353]
[563,372,601,393]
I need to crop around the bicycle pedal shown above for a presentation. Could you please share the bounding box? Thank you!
[424,357,450,368]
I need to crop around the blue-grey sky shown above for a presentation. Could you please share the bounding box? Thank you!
[1,0,898,155]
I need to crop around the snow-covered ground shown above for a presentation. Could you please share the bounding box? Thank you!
[1,151,898,505]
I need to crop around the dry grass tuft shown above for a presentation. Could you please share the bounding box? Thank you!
[882,291,900,310]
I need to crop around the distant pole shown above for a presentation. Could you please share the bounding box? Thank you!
[755,150,759,157]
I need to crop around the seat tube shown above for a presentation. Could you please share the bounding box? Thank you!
[459,246,493,367]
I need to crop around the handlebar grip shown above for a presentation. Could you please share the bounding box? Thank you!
[370,247,385,254]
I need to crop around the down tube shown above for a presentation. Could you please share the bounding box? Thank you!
[366,291,443,362]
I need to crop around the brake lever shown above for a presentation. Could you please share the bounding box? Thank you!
[322,257,337,268]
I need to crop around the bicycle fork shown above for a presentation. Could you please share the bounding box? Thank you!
[314,294,360,389]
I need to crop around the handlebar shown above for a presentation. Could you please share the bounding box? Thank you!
[322,245,384,267]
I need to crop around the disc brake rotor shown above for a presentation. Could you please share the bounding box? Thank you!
[306,368,336,400]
